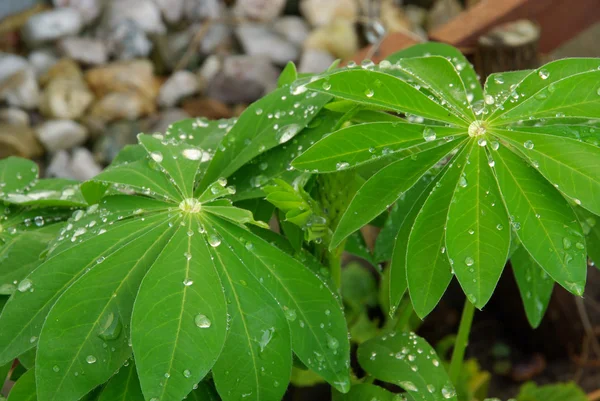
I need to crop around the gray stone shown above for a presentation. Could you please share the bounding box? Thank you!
[153,0,185,24]
[70,147,102,180]
[21,8,83,46]
[35,119,88,152]
[158,70,200,108]
[200,23,232,54]
[28,48,59,78]
[0,69,40,110]
[46,150,73,179]
[205,55,279,104]
[58,37,108,65]
[183,0,224,21]
[53,0,102,24]
[0,53,29,83]
[103,19,153,60]
[300,0,357,27]
[101,0,165,34]
[273,16,311,46]
[236,23,299,65]
[234,0,286,22]
[152,108,190,133]
[0,0,39,20]
[298,49,335,74]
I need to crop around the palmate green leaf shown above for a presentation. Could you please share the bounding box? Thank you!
[7,369,36,401]
[131,216,228,401]
[488,59,600,123]
[491,145,587,295]
[511,246,554,328]
[407,143,471,318]
[330,138,466,249]
[206,216,351,393]
[97,362,144,401]
[292,122,466,173]
[492,128,600,215]
[0,157,37,194]
[484,70,531,103]
[445,145,511,308]
[210,232,291,401]
[357,331,457,401]
[198,84,331,191]
[306,69,466,126]
[230,110,342,201]
[388,174,438,315]
[332,383,400,401]
[386,42,483,104]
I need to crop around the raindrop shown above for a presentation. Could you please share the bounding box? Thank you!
[523,140,534,150]
[490,141,499,151]
[195,314,212,328]
[184,252,192,261]
[17,279,32,292]
[477,138,487,147]
[259,328,274,352]
[465,257,474,266]
[98,312,123,341]
[183,369,192,378]
[399,381,418,392]
[150,152,163,163]
[496,224,503,230]
[208,234,221,247]
[364,89,374,98]
[322,81,331,90]
[336,162,350,170]
[53,365,60,372]
[34,216,44,227]
[538,69,550,79]
[484,94,495,105]
[182,149,202,161]
[327,334,339,350]
[494,75,504,84]
[183,279,194,286]
[423,127,437,142]
[442,385,456,399]
[562,237,572,250]
[86,355,97,364]
[283,307,297,322]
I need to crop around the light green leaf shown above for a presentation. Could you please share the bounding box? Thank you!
[97,362,144,401]
[7,369,36,401]
[576,207,600,266]
[132,216,228,401]
[292,122,466,173]
[331,139,465,249]
[306,69,467,126]
[490,59,600,123]
[206,216,351,393]
[2,179,87,208]
[357,331,457,401]
[446,145,510,308]
[492,144,587,295]
[138,134,204,199]
[386,41,483,104]
[493,127,600,215]
[511,246,554,328]
[484,70,531,104]
[199,85,331,191]
[0,157,37,195]
[278,62,297,87]
[407,143,471,318]
[210,232,291,401]
[332,383,399,401]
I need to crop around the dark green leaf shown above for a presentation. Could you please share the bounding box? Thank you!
[97,362,144,401]
[7,369,36,401]
[333,383,399,401]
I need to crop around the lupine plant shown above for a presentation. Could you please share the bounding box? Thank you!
[0,43,599,401]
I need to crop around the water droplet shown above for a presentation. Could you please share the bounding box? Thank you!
[183,369,192,378]
[468,120,486,137]
[150,151,163,163]
[255,108,263,115]
[195,314,211,328]
[484,94,495,105]
[98,312,122,341]
[364,88,374,98]
[208,234,221,247]
[259,327,274,352]
[524,140,534,149]
[458,176,468,188]
[283,307,297,322]
[327,334,339,350]
[442,385,456,399]
[183,278,194,286]
[182,148,202,161]
[496,224,503,230]
[494,75,504,84]
[34,216,44,227]
[17,279,32,292]
[491,141,499,151]
[477,138,487,147]
[538,69,550,79]
[423,127,437,142]
[427,384,436,393]
[336,162,350,170]
[52,365,60,372]
[465,257,474,266]
[322,81,331,90]
[184,252,192,261]
[86,355,97,364]
[399,381,418,392]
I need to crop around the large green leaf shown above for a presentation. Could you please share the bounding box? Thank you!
[331,138,465,249]
[446,145,510,308]
[97,362,144,401]
[306,69,467,126]
[406,143,471,318]
[132,216,228,401]
[357,331,457,401]
[7,369,36,401]
[484,70,532,106]
[386,42,483,104]
[492,145,586,295]
[332,383,400,401]
[511,246,554,328]
[292,122,465,173]
[198,84,331,191]
[493,128,600,215]
[0,157,38,195]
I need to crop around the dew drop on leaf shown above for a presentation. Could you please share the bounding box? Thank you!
[195,314,212,328]
[465,257,474,266]
[364,89,374,98]
[208,234,221,248]
[336,162,350,170]
[86,355,97,364]
[398,381,418,392]
[422,127,437,142]
[538,69,550,79]
[17,279,32,292]
[182,148,202,161]
[442,385,456,399]
[98,312,123,341]
[183,369,192,378]
[523,140,534,150]
[150,151,163,163]
[283,307,297,322]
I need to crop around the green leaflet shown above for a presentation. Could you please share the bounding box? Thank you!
[332,383,400,401]
[357,331,457,401]
[492,144,587,295]
[97,362,144,401]
[511,246,554,328]
[493,128,600,216]
[386,42,483,104]
[0,157,38,194]
[306,69,467,126]
[406,142,471,318]
[131,217,228,401]
[7,369,36,401]
[484,70,532,105]
[577,207,600,267]
[198,83,331,191]
[207,216,351,393]
[445,144,510,308]
[489,58,600,122]
[292,121,465,173]
[278,62,298,87]
[331,138,466,249]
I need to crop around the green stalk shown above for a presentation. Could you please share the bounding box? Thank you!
[448,298,475,385]
[328,244,344,292]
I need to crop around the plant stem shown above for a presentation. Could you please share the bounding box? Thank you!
[329,245,343,292]
[448,298,475,385]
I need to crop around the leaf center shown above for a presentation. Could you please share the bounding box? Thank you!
[179,198,202,214]
[468,120,487,137]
